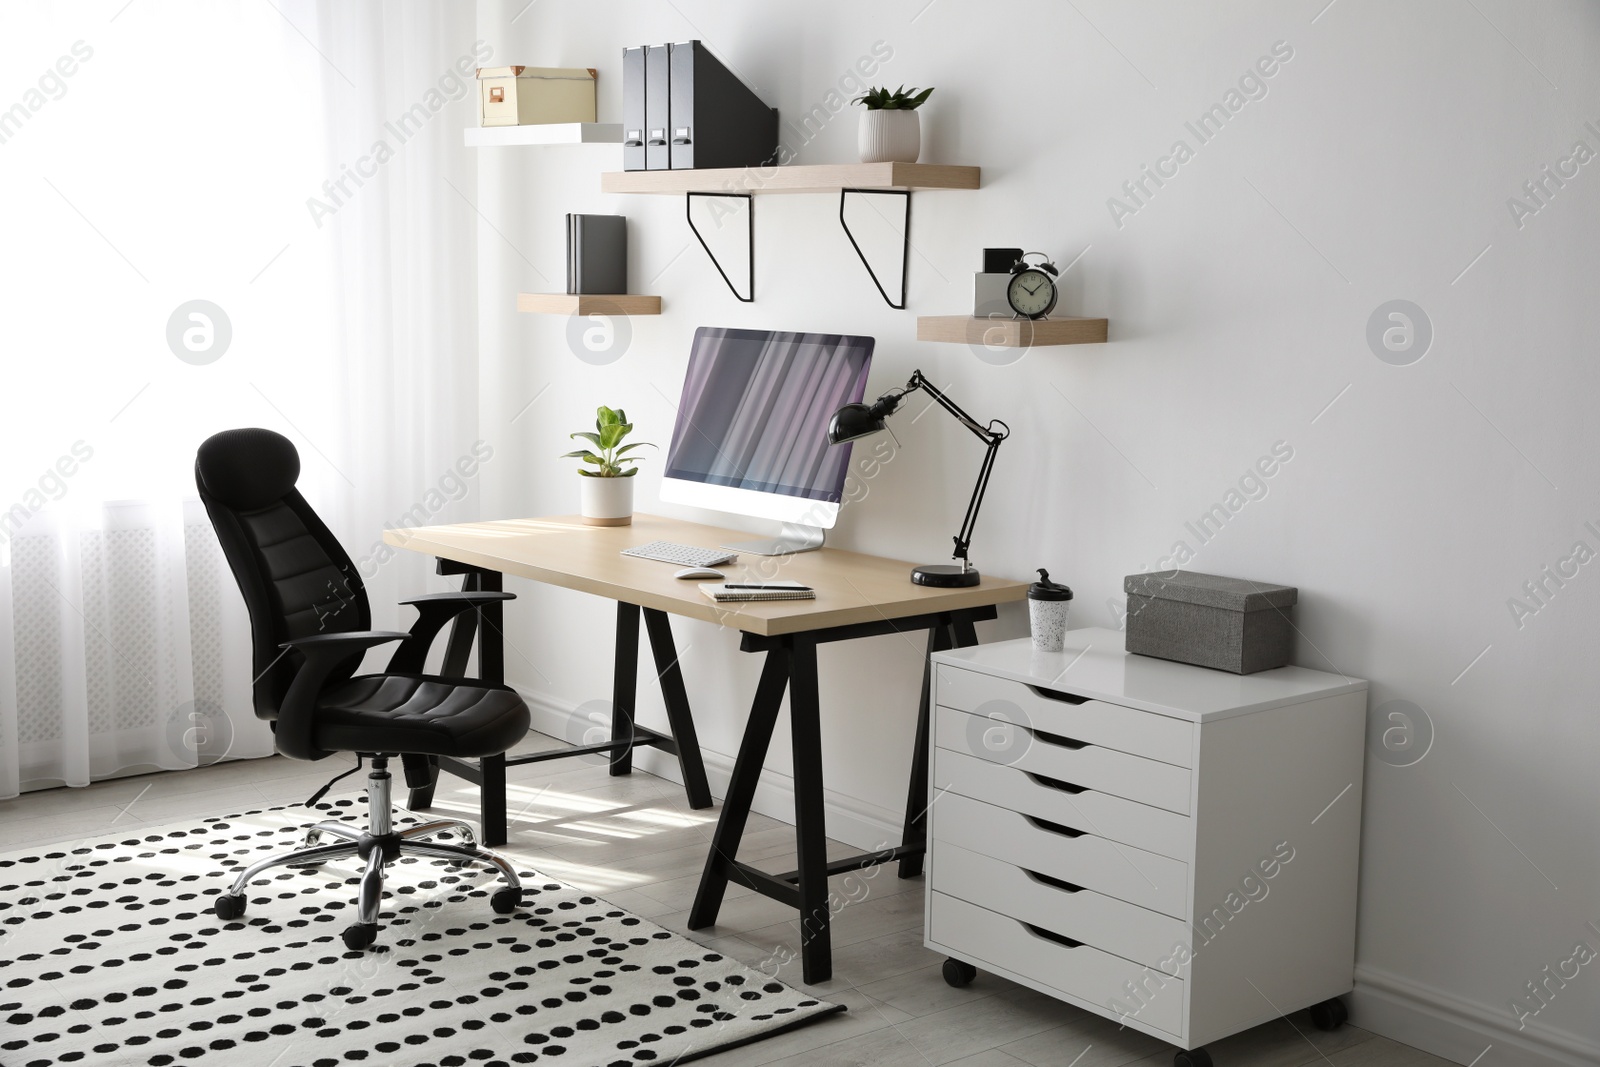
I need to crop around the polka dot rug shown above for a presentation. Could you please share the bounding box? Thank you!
[0,795,843,1067]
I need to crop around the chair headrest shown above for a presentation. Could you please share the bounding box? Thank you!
[195,428,301,510]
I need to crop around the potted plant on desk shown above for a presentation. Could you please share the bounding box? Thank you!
[853,84,934,163]
[563,405,654,526]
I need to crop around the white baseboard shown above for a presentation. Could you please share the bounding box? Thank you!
[1353,964,1600,1067]
[515,687,908,855]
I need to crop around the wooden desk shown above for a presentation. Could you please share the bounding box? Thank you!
[386,513,1028,982]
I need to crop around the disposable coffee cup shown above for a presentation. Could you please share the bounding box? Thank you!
[1028,568,1074,652]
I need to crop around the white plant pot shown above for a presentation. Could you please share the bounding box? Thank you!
[580,476,633,526]
[858,109,921,164]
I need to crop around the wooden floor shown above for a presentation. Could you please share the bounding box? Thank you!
[2,735,1455,1067]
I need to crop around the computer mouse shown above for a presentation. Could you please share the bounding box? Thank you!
[674,567,726,580]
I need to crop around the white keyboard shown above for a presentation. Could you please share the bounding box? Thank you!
[620,540,738,568]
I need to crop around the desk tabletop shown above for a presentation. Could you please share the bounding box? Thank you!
[384,513,1028,637]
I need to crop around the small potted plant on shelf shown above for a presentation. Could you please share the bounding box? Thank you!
[853,84,934,164]
[562,405,654,526]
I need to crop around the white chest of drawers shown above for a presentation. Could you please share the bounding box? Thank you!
[925,628,1367,1062]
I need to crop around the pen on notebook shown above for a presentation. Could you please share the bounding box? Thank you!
[721,583,813,591]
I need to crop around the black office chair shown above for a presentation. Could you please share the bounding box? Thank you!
[195,427,532,950]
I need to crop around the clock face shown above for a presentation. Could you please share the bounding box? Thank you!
[1007,268,1056,318]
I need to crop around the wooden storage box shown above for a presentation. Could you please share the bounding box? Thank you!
[476,66,597,127]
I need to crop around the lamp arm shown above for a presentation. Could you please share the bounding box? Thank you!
[892,370,1008,567]
[951,433,1002,564]
[902,370,1007,446]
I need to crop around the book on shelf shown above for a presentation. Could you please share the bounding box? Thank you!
[565,214,627,295]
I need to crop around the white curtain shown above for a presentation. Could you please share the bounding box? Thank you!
[0,0,486,797]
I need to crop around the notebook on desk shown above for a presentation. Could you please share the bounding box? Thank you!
[700,581,815,603]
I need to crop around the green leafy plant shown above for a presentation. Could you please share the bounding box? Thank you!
[852,85,934,111]
[562,405,654,478]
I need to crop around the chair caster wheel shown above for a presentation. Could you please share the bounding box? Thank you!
[342,923,379,951]
[214,893,247,920]
[1309,996,1348,1030]
[1174,1048,1213,1067]
[490,887,524,915]
[941,958,977,988]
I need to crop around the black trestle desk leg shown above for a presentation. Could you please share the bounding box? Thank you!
[688,644,790,932]
[469,570,509,832]
[408,757,439,813]
[612,602,641,777]
[478,570,506,685]
[950,610,980,651]
[439,571,481,679]
[898,618,955,879]
[642,608,713,809]
[787,633,833,984]
[479,752,507,847]
[414,567,502,814]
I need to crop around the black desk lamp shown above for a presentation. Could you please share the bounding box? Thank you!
[827,369,1010,587]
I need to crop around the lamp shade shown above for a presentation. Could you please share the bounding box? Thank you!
[827,402,886,445]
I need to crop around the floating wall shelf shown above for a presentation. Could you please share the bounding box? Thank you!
[599,161,980,195]
[464,123,623,147]
[599,162,981,306]
[517,293,661,316]
[916,315,1109,347]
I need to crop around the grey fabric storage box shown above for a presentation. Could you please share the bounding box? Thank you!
[1124,570,1297,674]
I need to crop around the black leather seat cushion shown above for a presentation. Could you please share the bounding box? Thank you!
[313,675,531,758]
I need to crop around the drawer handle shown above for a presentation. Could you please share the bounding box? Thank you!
[1026,772,1086,794]
[1024,921,1083,948]
[1025,815,1085,838]
[1025,869,1084,893]
[1027,685,1089,705]
[1032,727,1089,750]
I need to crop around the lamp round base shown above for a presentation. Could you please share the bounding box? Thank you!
[911,564,981,588]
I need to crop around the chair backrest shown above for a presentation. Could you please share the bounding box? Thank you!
[195,428,370,720]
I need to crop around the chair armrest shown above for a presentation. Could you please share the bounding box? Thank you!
[276,631,410,760]
[398,591,516,606]
[281,630,412,656]
[387,593,514,674]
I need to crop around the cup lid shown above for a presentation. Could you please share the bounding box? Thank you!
[1028,568,1074,601]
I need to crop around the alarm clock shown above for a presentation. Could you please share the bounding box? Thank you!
[1006,252,1059,319]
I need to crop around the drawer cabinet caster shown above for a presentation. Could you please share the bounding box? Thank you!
[1173,1049,1212,1067]
[941,957,978,988]
[1309,996,1348,1030]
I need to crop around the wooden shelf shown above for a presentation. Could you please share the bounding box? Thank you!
[465,123,622,147]
[601,161,980,195]
[517,293,661,315]
[917,315,1109,347]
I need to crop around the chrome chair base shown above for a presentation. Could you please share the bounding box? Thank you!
[212,755,525,949]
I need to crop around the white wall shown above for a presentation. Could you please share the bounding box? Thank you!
[472,2,1600,1063]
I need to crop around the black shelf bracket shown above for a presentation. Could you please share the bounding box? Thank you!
[685,191,754,302]
[839,188,912,310]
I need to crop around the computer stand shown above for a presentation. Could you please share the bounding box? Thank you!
[720,522,825,556]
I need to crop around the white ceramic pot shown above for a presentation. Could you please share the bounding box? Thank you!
[858,109,921,164]
[580,475,633,526]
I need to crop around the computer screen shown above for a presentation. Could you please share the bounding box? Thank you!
[660,327,874,528]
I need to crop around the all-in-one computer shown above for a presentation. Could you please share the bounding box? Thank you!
[656,326,875,555]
